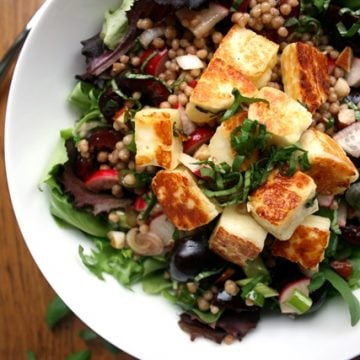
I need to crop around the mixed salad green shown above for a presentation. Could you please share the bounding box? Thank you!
[44,0,360,343]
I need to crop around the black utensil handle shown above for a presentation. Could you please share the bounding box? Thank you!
[0,28,30,83]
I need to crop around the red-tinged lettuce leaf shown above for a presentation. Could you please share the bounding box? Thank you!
[216,310,260,339]
[178,308,260,343]
[81,34,105,63]
[85,0,171,76]
[58,163,131,215]
[178,313,227,344]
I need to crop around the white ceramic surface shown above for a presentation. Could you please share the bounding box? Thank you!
[5,1,360,359]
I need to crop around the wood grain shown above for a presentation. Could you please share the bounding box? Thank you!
[0,1,135,358]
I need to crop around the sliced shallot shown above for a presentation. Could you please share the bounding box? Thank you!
[175,54,204,70]
[333,122,360,158]
[139,26,165,48]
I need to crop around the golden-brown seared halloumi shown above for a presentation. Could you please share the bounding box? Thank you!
[151,167,220,230]
[186,58,257,124]
[135,108,182,170]
[248,170,318,240]
[299,128,359,195]
[213,26,279,88]
[281,42,329,113]
[272,215,330,270]
[209,205,267,267]
[248,87,312,146]
[207,111,247,165]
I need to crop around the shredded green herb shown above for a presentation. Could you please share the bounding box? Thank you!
[197,119,310,206]
[220,89,269,122]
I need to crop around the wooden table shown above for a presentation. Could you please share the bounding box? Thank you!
[0,1,135,358]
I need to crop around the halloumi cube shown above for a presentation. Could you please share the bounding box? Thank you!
[248,170,318,240]
[213,26,279,88]
[281,42,329,113]
[207,111,247,165]
[151,167,220,230]
[299,128,359,195]
[135,108,182,170]
[248,87,312,146]
[209,205,267,267]
[186,57,257,124]
[272,215,330,270]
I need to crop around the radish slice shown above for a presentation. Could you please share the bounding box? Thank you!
[139,26,165,48]
[134,196,147,212]
[84,169,118,192]
[183,126,215,155]
[330,260,353,279]
[149,214,175,243]
[317,194,334,208]
[338,201,347,228]
[279,278,312,314]
[140,48,168,76]
[175,54,204,70]
[333,122,360,158]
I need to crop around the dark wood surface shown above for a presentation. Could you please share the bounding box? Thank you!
[0,1,135,358]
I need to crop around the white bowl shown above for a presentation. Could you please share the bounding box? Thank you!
[5,0,360,359]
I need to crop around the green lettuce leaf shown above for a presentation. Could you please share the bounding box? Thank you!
[141,272,172,294]
[68,81,102,114]
[45,176,111,238]
[100,0,135,50]
[79,240,167,287]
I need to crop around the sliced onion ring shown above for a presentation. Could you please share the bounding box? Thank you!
[175,54,205,70]
[139,26,165,48]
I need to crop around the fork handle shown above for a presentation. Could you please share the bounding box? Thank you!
[0,28,30,83]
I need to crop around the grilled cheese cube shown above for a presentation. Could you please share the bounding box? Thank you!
[151,167,220,230]
[248,87,312,146]
[209,205,267,267]
[299,128,359,195]
[208,111,247,165]
[135,108,182,170]
[248,170,318,240]
[213,26,279,88]
[186,58,257,124]
[272,215,330,270]
[281,42,329,113]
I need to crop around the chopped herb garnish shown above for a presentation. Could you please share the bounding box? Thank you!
[336,20,360,37]
[125,72,172,93]
[45,295,71,329]
[66,350,91,360]
[198,119,310,206]
[230,0,244,12]
[325,116,336,130]
[285,15,322,37]
[26,351,38,360]
[230,118,271,156]
[140,50,158,73]
[141,191,157,220]
[220,89,269,122]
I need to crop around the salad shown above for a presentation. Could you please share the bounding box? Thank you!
[44,0,360,344]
